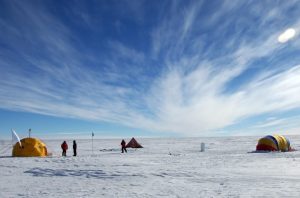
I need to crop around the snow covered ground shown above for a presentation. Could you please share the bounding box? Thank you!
[1,136,300,197]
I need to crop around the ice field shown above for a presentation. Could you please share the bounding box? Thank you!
[1,136,300,197]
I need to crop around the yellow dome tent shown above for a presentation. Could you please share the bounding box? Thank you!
[12,137,48,157]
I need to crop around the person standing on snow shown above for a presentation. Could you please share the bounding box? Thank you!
[61,141,68,156]
[121,139,127,153]
[73,140,77,156]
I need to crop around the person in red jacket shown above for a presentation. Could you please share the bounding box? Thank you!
[61,141,68,156]
[121,139,127,153]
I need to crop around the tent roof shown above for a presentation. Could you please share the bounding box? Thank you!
[125,137,143,148]
[12,137,48,157]
[256,135,290,152]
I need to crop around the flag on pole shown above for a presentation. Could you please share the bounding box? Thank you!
[92,132,94,137]
[11,129,22,147]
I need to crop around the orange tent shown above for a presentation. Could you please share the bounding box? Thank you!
[125,137,143,148]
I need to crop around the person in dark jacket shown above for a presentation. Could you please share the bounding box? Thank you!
[73,140,77,156]
[121,139,127,153]
[61,141,68,156]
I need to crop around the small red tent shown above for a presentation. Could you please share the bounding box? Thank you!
[125,137,143,148]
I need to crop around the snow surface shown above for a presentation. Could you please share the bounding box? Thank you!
[1,136,300,197]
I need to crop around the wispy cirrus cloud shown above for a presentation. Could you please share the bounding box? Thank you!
[146,0,300,135]
[1,0,300,136]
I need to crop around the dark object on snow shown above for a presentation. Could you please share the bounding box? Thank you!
[73,140,77,156]
[125,138,143,148]
[121,139,127,153]
[61,141,68,156]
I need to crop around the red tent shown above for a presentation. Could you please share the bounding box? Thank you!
[125,137,143,148]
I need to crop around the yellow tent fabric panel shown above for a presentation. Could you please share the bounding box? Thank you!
[273,135,289,152]
[257,137,277,150]
[12,138,48,157]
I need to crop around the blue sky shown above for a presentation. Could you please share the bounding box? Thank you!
[1,0,300,139]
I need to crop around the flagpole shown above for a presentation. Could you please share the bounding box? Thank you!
[29,128,31,138]
[92,132,94,155]
[11,129,22,148]
[11,129,13,148]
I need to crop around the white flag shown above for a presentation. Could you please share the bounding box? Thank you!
[11,129,22,147]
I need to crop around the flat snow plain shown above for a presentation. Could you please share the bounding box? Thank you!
[1,136,300,197]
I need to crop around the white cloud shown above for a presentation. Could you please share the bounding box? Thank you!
[235,115,300,136]
[253,118,285,129]
[143,64,300,135]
